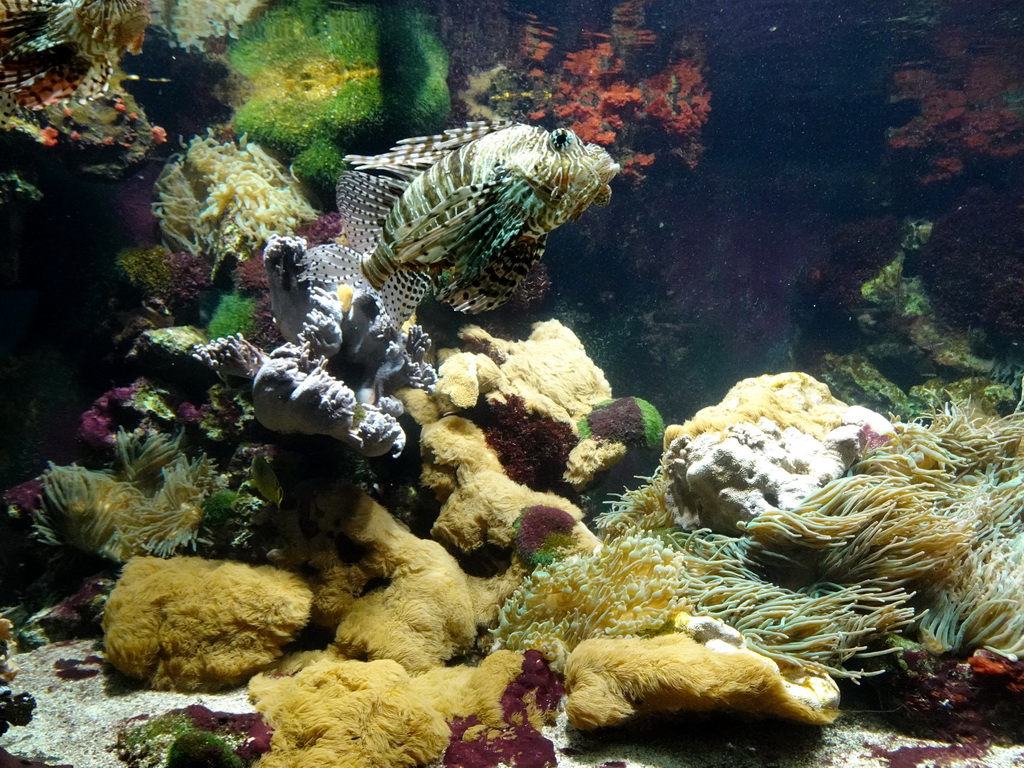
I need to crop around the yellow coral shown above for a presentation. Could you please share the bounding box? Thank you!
[667,372,849,444]
[249,657,450,768]
[419,415,594,556]
[563,437,628,490]
[456,320,612,423]
[272,485,480,673]
[103,556,312,690]
[563,627,839,730]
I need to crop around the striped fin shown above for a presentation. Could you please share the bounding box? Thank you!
[394,171,535,281]
[436,235,547,313]
[335,170,406,254]
[299,242,430,327]
[74,57,113,100]
[345,120,515,180]
[377,270,432,326]
[300,242,369,289]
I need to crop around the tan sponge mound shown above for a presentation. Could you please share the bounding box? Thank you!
[103,556,313,690]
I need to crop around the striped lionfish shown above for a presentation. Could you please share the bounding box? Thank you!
[0,0,149,118]
[301,120,620,325]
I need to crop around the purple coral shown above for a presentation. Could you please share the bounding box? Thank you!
[514,506,577,566]
[295,211,343,246]
[164,252,211,310]
[78,384,140,450]
[443,651,563,768]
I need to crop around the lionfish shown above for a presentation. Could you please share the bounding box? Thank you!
[0,0,149,118]
[301,120,620,325]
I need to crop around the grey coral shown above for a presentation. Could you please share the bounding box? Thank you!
[194,235,436,458]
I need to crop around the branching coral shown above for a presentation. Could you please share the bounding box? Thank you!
[194,235,437,458]
[497,0,710,180]
[153,133,317,267]
[34,430,221,561]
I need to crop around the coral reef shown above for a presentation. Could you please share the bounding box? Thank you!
[888,28,1024,183]
[34,430,222,561]
[484,0,710,180]
[103,556,313,690]
[661,373,892,534]
[195,236,437,458]
[153,133,317,268]
[6,93,161,179]
[563,614,840,730]
[492,532,687,672]
[149,0,271,50]
[271,485,479,674]
[419,415,596,559]
[116,704,271,767]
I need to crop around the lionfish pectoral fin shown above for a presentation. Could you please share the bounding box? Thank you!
[389,179,501,265]
[377,270,432,327]
[74,58,113,101]
[594,183,612,207]
[336,170,407,254]
[300,242,369,289]
[436,235,548,314]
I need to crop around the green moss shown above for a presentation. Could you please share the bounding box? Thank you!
[229,0,384,187]
[166,730,243,768]
[207,293,256,339]
[116,711,193,767]
[291,138,347,190]
[229,0,448,191]
[118,246,172,293]
[377,3,450,136]
[200,490,239,530]
[635,397,665,448]
[576,416,593,440]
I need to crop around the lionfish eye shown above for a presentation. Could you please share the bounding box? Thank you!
[549,129,575,152]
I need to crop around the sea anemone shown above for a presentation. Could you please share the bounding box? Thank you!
[34,430,222,561]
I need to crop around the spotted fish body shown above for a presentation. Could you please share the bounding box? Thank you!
[302,120,620,325]
[0,0,149,118]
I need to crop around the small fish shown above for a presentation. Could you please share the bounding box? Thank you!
[250,455,283,506]
[302,120,620,325]
[0,0,150,118]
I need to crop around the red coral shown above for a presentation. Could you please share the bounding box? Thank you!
[888,30,1024,183]
[516,1,709,178]
[480,395,576,493]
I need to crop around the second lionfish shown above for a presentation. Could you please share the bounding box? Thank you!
[0,0,149,118]
[301,120,620,325]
